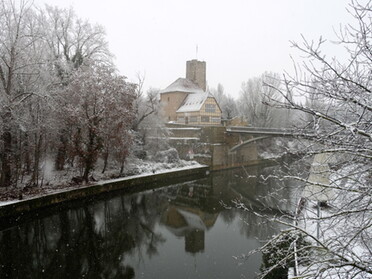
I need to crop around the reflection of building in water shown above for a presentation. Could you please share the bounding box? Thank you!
[160,181,218,254]
[161,205,218,254]
[185,229,204,254]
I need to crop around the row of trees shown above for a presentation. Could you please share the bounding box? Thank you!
[209,1,370,277]
[210,72,291,128]
[245,0,371,278]
[0,1,136,187]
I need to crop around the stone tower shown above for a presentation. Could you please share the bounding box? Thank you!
[186,59,206,91]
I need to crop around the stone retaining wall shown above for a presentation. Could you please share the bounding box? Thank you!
[0,166,209,219]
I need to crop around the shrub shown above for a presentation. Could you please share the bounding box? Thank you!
[261,231,310,279]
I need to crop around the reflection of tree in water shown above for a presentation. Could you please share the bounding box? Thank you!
[122,194,166,258]
[219,207,236,224]
[217,163,305,215]
[0,164,292,278]
[211,166,284,240]
[253,162,308,214]
[236,208,278,241]
[0,191,169,278]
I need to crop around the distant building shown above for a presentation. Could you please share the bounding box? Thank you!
[160,60,222,125]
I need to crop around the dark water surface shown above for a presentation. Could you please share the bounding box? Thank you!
[0,164,299,279]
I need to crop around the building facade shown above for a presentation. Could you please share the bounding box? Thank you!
[160,60,221,125]
[176,95,221,125]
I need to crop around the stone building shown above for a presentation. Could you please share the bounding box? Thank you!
[160,60,222,125]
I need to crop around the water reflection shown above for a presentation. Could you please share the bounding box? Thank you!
[0,164,299,278]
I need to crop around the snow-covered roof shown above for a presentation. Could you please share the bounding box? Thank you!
[176,92,209,113]
[160,78,204,94]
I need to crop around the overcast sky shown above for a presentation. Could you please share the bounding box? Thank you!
[34,0,352,98]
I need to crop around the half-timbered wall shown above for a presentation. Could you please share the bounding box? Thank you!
[176,97,222,125]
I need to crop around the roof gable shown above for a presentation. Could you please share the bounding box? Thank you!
[160,78,204,94]
[176,92,209,113]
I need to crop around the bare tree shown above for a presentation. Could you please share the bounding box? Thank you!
[224,95,239,120]
[238,72,282,127]
[210,83,238,120]
[0,1,136,188]
[59,62,135,183]
[131,73,159,132]
[41,5,111,78]
[38,4,112,170]
[244,1,372,278]
[0,0,54,187]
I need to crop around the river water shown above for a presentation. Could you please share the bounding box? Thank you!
[0,164,302,279]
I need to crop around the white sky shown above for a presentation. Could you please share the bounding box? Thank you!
[34,0,352,98]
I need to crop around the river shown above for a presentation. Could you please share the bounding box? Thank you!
[0,163,303,279]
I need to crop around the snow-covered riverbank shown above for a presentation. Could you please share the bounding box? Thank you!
[0,158,201,205]
[0,163,209,219]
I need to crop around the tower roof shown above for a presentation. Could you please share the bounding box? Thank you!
[160,78,204,94]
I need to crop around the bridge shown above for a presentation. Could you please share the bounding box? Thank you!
[226,126,315,137]
[226,126,316,152]
[164,124,316,170]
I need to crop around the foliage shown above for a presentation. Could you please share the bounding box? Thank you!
[238,72,285,127]
[41,4,111,80]
[153,148,180,164]
[253,1,372,278]
[131,73,160,131]
[261,231,311,279]
[210,83,238,120]
[0,1,135,187]
[59,62,135,182]
[0,0,54,186]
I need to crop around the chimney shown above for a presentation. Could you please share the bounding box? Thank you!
[186,60,206,91]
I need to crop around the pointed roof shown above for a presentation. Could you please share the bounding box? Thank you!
[160,78,204,94]
[176,92,210,113]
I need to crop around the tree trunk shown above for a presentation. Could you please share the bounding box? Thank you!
[119,158,125,176]
[24,133,31,174]
[14,131,21,187]
[31,133,43,186]
[1,128,12,187]
[1,109,13,187]
[55,130,68,170]
[82,127,98,183]
[82,166,90,183]
[102,149,109,174]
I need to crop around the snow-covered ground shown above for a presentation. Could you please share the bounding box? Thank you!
[0,157,201,206]
[258,138,306,160]
[289,161,372,279]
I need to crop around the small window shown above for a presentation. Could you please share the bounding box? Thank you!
[168,97,170,102]
[205,104,216,113]
[211,117,221,123]
[177,117,185,123]
[190,116,198,122]
[201,116,210,122]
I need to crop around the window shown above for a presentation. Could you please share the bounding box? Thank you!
[211,117,221,123]
[177,117,185,123]
[201,116,210,122]
[205,104,216,113]
[168,97,170,102]
[190,116,198,122]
